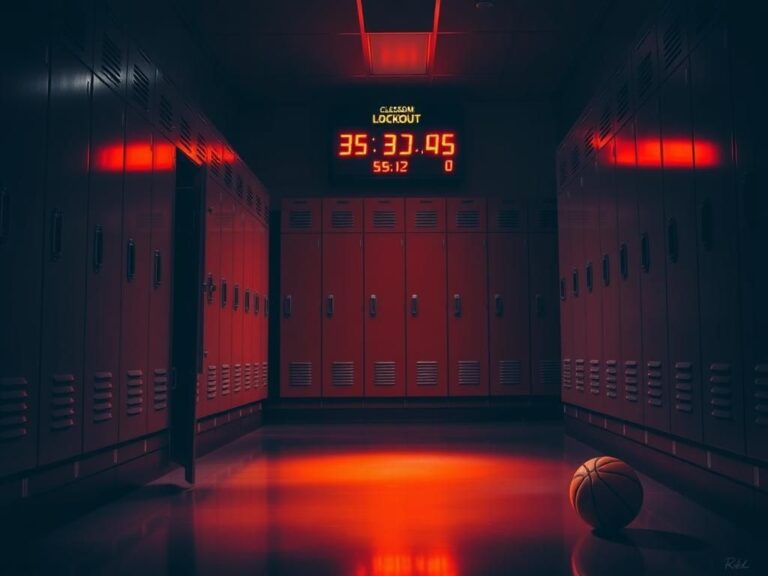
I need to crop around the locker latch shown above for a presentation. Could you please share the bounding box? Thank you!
[410,294,418,317]
[453,294,462,317]
[326,294,335,317]
[494,294,503,317]
[283,295,292,317]
[203,274,217,303]
[369,294,377,318]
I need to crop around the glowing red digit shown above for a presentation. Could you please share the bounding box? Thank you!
[383,133,397,156]
[400,133,414,156]
[425,133,440,155]
[441,133,456,156]
[353,133,368,156]
[444,159,454,173]
[338,133,353,157]
[372,160,382,173]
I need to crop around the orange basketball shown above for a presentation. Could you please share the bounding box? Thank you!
[569,456,643,532]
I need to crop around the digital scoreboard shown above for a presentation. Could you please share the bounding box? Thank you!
[332,103,462,182]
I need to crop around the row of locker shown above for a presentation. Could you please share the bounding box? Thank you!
[198,175,270,419]
[279,197,560,398]
[556,1,768,461]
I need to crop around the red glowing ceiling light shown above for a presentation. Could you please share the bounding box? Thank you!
[96,142,176,172]
[368,33,431,75]
[125,143,153,171]
[154,143,175,170]
[614,137,721,169]
[95,143,125,171]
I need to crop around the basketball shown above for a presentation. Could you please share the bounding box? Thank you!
[569,456,643,532]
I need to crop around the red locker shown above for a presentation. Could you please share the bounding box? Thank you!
[0,39,47,475]
[322,198,364,397]
[557,141,574,405]
[83,77,124,452]
[218,189,235,411]
[257,190,270,400]
[119,109,153,442]
[690,26,744,454]
[405,198,447,397]
[447,198,489,396]
[199,178,222,417]
[230,203,245,407]
[529,200,561,396]
[661,62,703,444]
[280,199,322,398]
[569,137,588,409]
[38,47,91,465]
[147,132,174,433]
[488,198,530,396]
[364,198,406,397]
[243,210,257,403]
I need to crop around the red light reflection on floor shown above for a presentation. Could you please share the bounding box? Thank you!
[355,551,457,576]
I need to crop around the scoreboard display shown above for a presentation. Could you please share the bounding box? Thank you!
[332,103,462,182]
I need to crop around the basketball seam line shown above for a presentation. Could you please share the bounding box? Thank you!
[593,465,639,518]
[587,474,606,528]
[598,468,640,484]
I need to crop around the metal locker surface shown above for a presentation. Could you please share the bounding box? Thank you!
[529,232,561,396]
[230,203,245,408]
[447,197,487,233]
[147,132,175,433]
[660,62,703,444]
[406,197,446,234]
[282,197,321,234]
[218,190,235,412]
[690,26,744,455]
[570,171,589,410]
[83,76,124,452]
[0,38,48,476]
[322,232,364,397]
[323,197,363,234]
[243,211,257,403]
[38,47,91,466]
[488,197,530,396]
[557,178,574,405]
[258,204,270,400]
[119,109,153,442]
[635,97,671,433]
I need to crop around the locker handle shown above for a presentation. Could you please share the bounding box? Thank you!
[254,293,261,315]
[233,284,240,310]
[559,278,566,302]
[535,294,544,318]
[453,293,462,318]
[369,294,377,318]
[221,279,228,307]
[667,218,679,263]
[245,289,251,313]
[93,225,104,272]
[204,274,217,304]
[494,294,503,317]
[620,243,629,279]
[0,186,7,243]
[640,234,650,272]
[153,250,162,287]
[50,210,63,261]
[326,294,335,317]
[585,262,593,293]
[283,295,291,317]
[699,199,713,252]
[411,294,419,317]
[601,254,610,287]
[126,239,136,281]
[572,269,579,297]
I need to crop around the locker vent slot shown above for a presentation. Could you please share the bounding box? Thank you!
[754,364,768,427]
[662,17,683,70]
[646,360,663,407]
[206,365,217,399]
[674,361,694,413]
[100,33,123,88]
[456,210,480,229]
[415,210,438,229]
[236,175,244,198]
[126,370,144,416]
[50,374,76,431]
[599,104,612,141]
[224,163,233,188]
[247,186,254,206]
[623,361,639,402]
[131,64,150,112]
[458,361,481,386]
[499,360,522,387]
[637,53,653,99]
[210,148,222,176]
[92,372,114,423]
[570,145,580,175]
[373,362,396,386]
[0,377,30,440]
[289,362,312,387]
[416,361,438,387]
[583,129,595,158]
[221,364,231,396]
[255,195,263,216]
[233,364,242,395]
[373,210,396,229]
[536,208,557,232]
[244,363,252,390]
[179,117,192,151]
[159,95,174,132]
[589,360,601,396]
[153,369,168,411]
[605,360,618,399]
[288,210,311,229]
[575,359,585,393]
[562,359,572,390]
[539,361,561,388]
[331,362,354,387]
[331,210,354,229]
[263,362,269,388]
[497,209,521,231]
[616,83,630,123]
[708,363,733,420]
[196,133,207,165]
[253,363,262,389]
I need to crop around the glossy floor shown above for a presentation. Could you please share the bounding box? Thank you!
[11,422,768,575]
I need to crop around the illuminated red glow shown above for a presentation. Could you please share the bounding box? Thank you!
[355,552,458,576]
[336,132,456,158]
[614,137,721,168]
[95,142,175,172]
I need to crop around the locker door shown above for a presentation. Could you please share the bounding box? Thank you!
[0,40,47,475]
[406,198,447,397]
[146,134,175,433]
[557,180,573,405]
[83,77,124,452]
[119,109,153,442]
[447,198,489,396]
[252,210,264,401]
[690,27,744,455]
[614,121,644,426]
[660,62,703,444]
[635,98,671,432]
[199,180,221,417]
[218,191,235,412]
[280,199,322,398]
[39,48,91,465]
[488,198,529,396]
[259,202,270,399]
[230,204,245,407]
[243,212,256,403]
[364,198,406,397]
[322,198,364,397]
[571,175,588,409]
